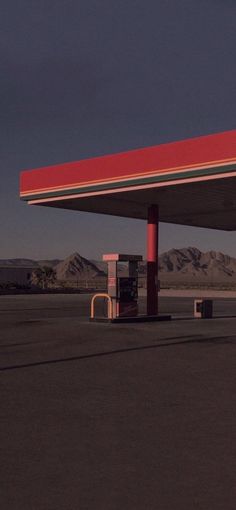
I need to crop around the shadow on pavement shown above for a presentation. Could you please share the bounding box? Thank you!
[1,334,234,372]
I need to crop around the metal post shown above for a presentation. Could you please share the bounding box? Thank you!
[147,204,159,316]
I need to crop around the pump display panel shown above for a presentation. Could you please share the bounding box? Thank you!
[117,277,138,302]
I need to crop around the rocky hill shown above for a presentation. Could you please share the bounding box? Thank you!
[0,258,61,268]
[55,252,106,280]
[37,259,61,268]
[158,247,236,278]
[0,258,38,268]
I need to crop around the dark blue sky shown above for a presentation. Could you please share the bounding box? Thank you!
[1,0,236,259]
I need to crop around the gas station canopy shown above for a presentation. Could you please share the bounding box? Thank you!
[20,130,236,230]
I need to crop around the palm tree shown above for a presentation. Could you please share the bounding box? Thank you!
[32,266,57,289]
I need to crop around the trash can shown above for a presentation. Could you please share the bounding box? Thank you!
[194,299,213,318]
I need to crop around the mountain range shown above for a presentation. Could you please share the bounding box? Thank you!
[158,247,236,279]
[1,247,236,282]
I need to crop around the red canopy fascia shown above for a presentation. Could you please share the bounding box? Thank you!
[20,130,236,202]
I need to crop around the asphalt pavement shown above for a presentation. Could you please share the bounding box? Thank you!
[1,294,236,509]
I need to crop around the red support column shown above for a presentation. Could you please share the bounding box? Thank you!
[147,205,159,316]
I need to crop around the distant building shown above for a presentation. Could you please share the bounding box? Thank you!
[0,267,34,287]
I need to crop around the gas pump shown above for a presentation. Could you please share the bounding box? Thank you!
[90,252,170,322]
[103,254,142,318]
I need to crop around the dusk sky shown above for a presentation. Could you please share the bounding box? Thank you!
[1,0,236,260]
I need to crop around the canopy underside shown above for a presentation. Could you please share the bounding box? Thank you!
[30,174,236,230]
